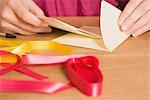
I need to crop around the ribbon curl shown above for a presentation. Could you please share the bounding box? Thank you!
[0,51,103,96]
[0,39,103,96]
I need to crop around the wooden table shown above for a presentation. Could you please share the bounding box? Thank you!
[0,17,149,100]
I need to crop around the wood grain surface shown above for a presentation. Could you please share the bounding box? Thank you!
[0,17,149,100]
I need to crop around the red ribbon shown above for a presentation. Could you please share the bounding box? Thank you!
[0,50,103,96]
[0,51,48,80]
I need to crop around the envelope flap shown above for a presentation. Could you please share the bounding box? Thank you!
[43,17,100,39]
[100,0,129,51]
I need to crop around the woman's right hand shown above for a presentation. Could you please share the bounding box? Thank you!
[0,0,52,35]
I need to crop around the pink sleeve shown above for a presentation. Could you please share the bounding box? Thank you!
[78,0,100,16]
[33,0,100,16]
[33,0,129,17]
[106,0,129,10]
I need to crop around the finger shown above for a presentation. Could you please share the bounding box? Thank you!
[1,6,51,33]
[27,0,48,27]
[0,24,15,34]
[1,30,15,34]
[28,0,45,18]
[0,20,36,35]
[126,10,150,35]
[118,0,143,26]
[0,0,9,13]
[36,27,52,33]
[121,0,150,31]
[28,26,52,33]
[132,22,150,37]
[9,0,42,27]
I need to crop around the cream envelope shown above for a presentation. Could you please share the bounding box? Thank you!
[44,0,129,52]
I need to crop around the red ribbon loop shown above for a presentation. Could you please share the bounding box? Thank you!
[0,51,48,80]
[0,51,103,97]
[66,56,103,96]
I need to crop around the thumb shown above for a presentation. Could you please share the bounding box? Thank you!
[28,0,45,18]
[27,0,48,26]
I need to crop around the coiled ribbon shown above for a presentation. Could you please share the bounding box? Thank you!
[0,50,103,96]
[0,39,103,96]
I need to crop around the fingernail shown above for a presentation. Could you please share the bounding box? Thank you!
[125,30,132,35]
[132,34,137,37]
[121,25,131,35]
[125,31,132,35]
[39,27,52,33]
[121,25,127,32]
[33,19,41,27]
[40,20,48,27]
[125,31,130,35]
[38,14,46,19]
[41,23,48,27]
[118,18,124,26]
[45,27,52,32]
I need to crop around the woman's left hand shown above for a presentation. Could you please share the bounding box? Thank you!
[118,0,150,37]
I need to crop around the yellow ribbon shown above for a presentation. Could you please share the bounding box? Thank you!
[0,39,25,47]
[0,53,17,63]
[0,39,73,63]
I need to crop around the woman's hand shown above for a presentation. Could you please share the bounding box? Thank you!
[118,0,150,37]
[0,0,51,35]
